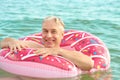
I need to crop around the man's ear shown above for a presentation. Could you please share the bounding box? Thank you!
[61,32,64,39]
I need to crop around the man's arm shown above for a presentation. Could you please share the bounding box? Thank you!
[59,48,94,71]
[34,47,94,71]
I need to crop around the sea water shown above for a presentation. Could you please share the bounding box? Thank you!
[0,0,120,80]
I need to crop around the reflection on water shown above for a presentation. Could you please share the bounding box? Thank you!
[0,69,112,80]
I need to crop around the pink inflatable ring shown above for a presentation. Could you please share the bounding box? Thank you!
[0,30,110,78]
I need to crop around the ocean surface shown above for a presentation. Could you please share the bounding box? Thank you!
[0,0,120,80]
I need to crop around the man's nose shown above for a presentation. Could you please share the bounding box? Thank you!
[47,32,52,37]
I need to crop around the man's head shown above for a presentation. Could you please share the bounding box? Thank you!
[42,16,64,48]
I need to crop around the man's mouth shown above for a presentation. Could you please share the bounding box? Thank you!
[45,40,55,44]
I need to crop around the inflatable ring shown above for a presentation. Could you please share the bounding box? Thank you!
[0,30,110,78]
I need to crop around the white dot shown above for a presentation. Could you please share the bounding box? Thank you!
[66,62,69,64]
[46,57,49,60]
[99,62,101,64]
[68,65,72,68]
[51,59,54,61]
[20,54,23,56]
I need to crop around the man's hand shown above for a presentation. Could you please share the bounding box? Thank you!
[34,48,61,58]
[8,40,28,53]
[0,38,28,53]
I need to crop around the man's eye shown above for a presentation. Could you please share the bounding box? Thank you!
[52,31,57,34]
[42,30,47,33]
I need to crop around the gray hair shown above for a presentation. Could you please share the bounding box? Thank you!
[42,16,65,32]
[43,16,64,27]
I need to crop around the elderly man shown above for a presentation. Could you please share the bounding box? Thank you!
[0,16,93,71]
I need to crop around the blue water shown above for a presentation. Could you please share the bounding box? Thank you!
[0,0,120,80]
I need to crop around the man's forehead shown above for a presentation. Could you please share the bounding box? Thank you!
[42,26,59,31]
[42,19,64,32]
[43,20,57,25]
[42,21,60,28]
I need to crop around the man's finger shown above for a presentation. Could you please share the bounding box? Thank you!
[9,45,14,53]
[21,44,27,49]
[13,45,17,53]
[16,44,21,51]
[42,53,49,58]
[34,50,41,54]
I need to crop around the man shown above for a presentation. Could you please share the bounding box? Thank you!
[0,16,93,71]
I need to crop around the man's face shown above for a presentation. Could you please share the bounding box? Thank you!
[42,20,64,48]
